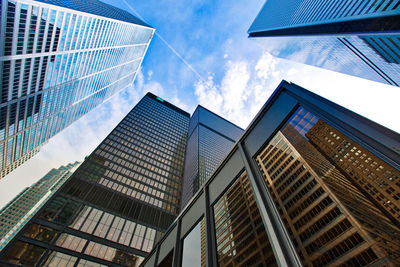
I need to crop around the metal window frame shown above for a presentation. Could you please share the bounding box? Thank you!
[141,80,400,267]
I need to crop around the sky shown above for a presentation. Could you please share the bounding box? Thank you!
[0,0,399,208]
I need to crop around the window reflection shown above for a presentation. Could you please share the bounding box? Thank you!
[84,241,142,266]
[23,223,58,243]
[213,172,277,266]
[0,241,46,266]
[159,249,173,267]
[55,233,87,252]
[181,218,205,267]
[256,106,400,266]
[42,251,77,267]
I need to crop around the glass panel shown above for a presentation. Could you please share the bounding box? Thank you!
[42,251,78,267]
[84,241,142,266]
[159,250,173,267]
[213,172,277,266]
[0,241,46,265]
[256,106,400,266]
[54,199,81,225]
[181,218,205,267]
[55,233,87,252]
[76,259,108,267]
[23,224,58,243]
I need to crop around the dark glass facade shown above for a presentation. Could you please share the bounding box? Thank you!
[0,93,190,266]
[181,106,243,209]
[256,107,400,265]
[141,81,400,267]
[248,0,400,87]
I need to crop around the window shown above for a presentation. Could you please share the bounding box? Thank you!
[181,218,205,267]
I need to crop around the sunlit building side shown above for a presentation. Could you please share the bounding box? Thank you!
[0,0,154,178]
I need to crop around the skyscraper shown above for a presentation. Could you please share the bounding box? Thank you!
[248,0,400,86]
[0,93,189,266]
[0,161,80,250]
[141,81,400,267]
[0,0,154,178]
[180,106,243,208]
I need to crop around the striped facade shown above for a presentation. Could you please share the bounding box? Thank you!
[0,0,154,178]
[249,0,400,87]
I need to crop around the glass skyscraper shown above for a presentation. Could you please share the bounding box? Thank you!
[0,93,189,266]
[0,0,154,178]
[180,106,243,209]
[141,81,400,267]
[0,161,80,250]
[248,0,400,86]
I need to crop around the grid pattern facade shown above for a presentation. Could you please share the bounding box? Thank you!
[0,161,80,250]
[0,0,154,178]
[249,0,400,87]
[139,81,400,267]
[0,94,189,266]
[249,0,400,32]
[180,106,242,210]
[307,119,400,225]
[256,107,400,266]
[213,172,277,266]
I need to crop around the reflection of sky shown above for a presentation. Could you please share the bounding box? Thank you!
[182,221,202,267]
[289,107,318,138]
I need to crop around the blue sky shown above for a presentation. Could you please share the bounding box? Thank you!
[0,0,399,207]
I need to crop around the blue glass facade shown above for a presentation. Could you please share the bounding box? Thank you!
[249,0,400,86]
[0,0,154,178]
[180,106,243,209]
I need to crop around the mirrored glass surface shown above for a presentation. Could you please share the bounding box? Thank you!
[256,106,400,265]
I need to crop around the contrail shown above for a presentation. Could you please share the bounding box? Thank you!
[121,0,211,86]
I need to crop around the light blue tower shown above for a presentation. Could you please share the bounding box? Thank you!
[0,0,154,178]
[249,0,400,87]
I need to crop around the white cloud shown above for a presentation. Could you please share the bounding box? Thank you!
[194,50,400,136]
[194,52,280,128]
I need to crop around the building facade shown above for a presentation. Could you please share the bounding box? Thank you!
[0,161,80,251]
[0,0,154,178]
[0,93,190,266]
[141,81,400,267]
[248,0,400,86]
[180,106,242,209]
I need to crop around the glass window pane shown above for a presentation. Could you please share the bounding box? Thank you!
[255,106,400,266]
[23,224,58,243]
[213,172,277,266]
[181,218,205,267]
[0,241,46,265]
[41,251,77,267]
[159,250,173,267]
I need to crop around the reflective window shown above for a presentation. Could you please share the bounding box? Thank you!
[159,250,173,267]
[55,233,87,252]
[213,172,277,266]
[23,224,58,243]
[42,251,77,267]
[0,241,46,265]
[256,106,400,266]
[181,218,205,267]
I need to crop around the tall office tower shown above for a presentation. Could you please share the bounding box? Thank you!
[248,0,400,86]
[0,0,154,178]
[180,106,242,209]
[0,161,80,251]
[256,116,400,266]
[306,119,400,226]
[142,81,400,267]
[0,93,189,267]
